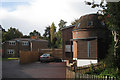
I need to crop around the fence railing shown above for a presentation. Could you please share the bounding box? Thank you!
[66,68,117,80]
[69,62,105,74]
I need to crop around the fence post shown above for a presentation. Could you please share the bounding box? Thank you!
[92,75,94,79]
[102,76,105,80]
[108,76,109,80]
[114,76,117,80]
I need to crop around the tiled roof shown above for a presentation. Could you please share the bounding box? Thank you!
[6,38,48,42]
[74,14,104,29]
[60,25,75,30]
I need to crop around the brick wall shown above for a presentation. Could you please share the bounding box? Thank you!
[19,41,30,51]
[61,26,74,60]
[40,49,62,59]
[31,41,48,51]
[2,39,48,58]
[20,51,40,64]
[20,49,62,64]
[73,29,96,39]
[73,41,77,59]
[77,39,97,59]
[3,41,19,57]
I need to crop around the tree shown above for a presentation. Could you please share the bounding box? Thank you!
[58,19,67,30]
[43,26,51,48]
[85,0,120,76]
[1,25,6,42]
[29,30,41,39]
[55,31,62,48]
[2,27,23,42]
[71,18,79,25]
[43,26,50,40]
[2,31,7,42]
[105,2,120,75]
[56,19,67,48]
[50,22,56,48]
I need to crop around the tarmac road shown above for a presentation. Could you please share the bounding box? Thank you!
[2,60,66,79]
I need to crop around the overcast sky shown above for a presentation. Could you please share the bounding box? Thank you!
[0,0,101,35]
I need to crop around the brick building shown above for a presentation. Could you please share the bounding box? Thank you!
[61,14,110,67]
[61,25,75,60]
[2,38,48,57]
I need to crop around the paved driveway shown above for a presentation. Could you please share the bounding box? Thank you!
[2,60,66,79]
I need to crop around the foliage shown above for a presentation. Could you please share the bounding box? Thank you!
[85,0,120,77]
[43,26,51,48]
[71,18,79,25]
[100,68,118,77]
[56,19,67,48]
[55,31,62,48]
[104,2,120,76]
[50,22,56,48]
[85,62,105,75]
[29,30,41,38]
[2,31,6,42]
[58,19,67,30]
[85,68,104,75]
[2,27,23,42]
[43,19,67,48]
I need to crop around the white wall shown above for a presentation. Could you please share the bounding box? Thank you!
[77,59,98,67]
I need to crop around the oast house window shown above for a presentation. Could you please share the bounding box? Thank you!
[88,21,93,26]
[9,41,16,45]
[77,23,81,28]
[22,41,29,46]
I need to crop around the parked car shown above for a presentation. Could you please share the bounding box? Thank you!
[39,53,62,62]
[40,53,54,62]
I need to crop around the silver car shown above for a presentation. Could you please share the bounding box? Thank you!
[40,53,54,62]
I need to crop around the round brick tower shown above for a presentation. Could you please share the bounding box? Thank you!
[72,14,109,67]
[73,14,106,39]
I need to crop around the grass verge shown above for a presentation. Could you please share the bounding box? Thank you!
[2,58,19,61]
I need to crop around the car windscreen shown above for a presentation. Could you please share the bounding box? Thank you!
[41,54,50,57]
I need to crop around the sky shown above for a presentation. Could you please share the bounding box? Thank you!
[0,0,101,35]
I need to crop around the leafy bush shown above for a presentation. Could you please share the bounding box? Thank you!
[100,68,118,76]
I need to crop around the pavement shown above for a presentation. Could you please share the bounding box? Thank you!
[2,60,66,79]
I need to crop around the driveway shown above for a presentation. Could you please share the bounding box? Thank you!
[2,60,66,79]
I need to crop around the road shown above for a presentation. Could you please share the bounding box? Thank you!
[2,60,66,79]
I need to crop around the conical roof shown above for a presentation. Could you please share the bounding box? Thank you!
[74,14,105,29]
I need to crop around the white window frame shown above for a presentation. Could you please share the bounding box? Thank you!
[9,41,16,45]
[22,41,29,46]
[7,49,15,54]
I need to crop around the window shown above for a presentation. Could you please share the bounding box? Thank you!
[88,41,90,57]
[88,21,93,26]
[77,23,81,28]
[9,41,16,45]
[65,45,71,52]
[22,41,29,46]
[7,49,15,54]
